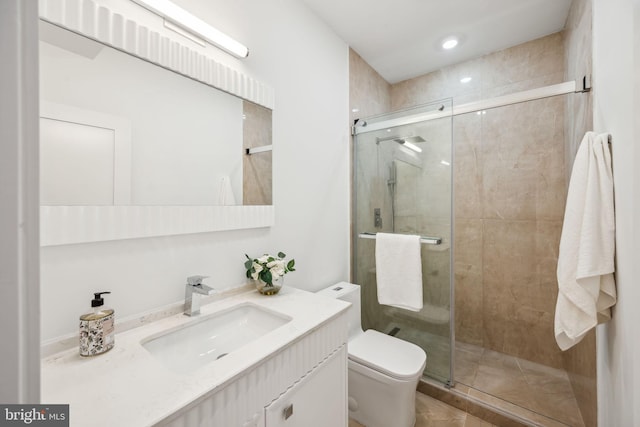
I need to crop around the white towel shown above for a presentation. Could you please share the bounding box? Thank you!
[375,232,423,312]
[554,132,616,351]
[218,176,236,206]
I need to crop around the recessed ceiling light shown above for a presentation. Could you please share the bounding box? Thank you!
[460,77,472,84]
[442,38,458,50]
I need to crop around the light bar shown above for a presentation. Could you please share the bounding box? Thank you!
[131,0,249,58]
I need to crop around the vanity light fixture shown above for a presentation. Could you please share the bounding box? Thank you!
[131,0,249,58]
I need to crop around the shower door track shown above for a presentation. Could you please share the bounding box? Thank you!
[353,80,583,135]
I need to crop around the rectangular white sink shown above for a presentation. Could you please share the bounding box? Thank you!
[142,303,291,374]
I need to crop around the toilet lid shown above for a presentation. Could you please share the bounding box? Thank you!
[348,330,427,381]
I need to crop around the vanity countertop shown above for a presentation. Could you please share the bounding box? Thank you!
[41,287,349,427]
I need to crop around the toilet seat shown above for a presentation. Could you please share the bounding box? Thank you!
[348,330,427,381]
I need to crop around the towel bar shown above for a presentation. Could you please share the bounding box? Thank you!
[245,144,273,155]
[358,232,442,245]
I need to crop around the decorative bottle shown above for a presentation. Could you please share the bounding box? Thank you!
[79,291,115,357]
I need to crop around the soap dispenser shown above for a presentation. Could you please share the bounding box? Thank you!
[79,291,115,357]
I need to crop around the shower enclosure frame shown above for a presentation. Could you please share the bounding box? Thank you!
[351,78,590,389]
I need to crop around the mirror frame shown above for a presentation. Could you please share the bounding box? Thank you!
[39,0,274,246]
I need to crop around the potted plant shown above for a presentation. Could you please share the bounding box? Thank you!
[244,252,295,295]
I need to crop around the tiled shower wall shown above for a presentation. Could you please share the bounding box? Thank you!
[349,49,391,124]
[391,32,568,369]
[562,0,596,426]
[243,101,273,205]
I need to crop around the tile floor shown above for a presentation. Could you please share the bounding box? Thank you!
[348,392,496,427]
[384,323,584,426]
[456,342,585,427]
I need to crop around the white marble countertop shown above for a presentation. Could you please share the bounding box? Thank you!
[41,287,349,427]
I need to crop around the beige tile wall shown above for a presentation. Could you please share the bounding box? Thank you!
[349,49,392,331]
[349,49,391,123]
[243,101,272,205]
[561,0,597,426]
[392,33,568,369]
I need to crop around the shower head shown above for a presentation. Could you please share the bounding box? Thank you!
[393,136,425,153]
[376,135,425,144]
[393,136,425,144]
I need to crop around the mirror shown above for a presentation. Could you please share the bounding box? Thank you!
[39,21,272,207]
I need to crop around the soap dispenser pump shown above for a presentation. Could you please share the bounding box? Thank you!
[79,291,115,357]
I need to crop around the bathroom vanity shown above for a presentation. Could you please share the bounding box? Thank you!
[41,288,349,426]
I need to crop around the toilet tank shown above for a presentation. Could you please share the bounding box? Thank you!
[317,282,363,340]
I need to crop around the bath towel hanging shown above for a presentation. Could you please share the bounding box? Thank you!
[554,132,616,351]
[375,232,423,312]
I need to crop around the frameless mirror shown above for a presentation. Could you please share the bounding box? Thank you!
[39,21,272,207]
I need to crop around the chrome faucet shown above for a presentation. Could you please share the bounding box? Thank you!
[184,275,216,316]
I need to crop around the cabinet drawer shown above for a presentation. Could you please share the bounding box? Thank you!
[264,346,347,427]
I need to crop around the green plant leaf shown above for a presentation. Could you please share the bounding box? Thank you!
[287,260,295,270]
[267,257,274,263]
[245,253,251,260]
[245,270,252,279]
[244,259,253,270]
[262,270,273,285]
[277,251,286,259]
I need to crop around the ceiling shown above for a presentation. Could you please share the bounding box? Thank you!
[301,0,573,84]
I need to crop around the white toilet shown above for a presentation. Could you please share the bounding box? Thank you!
[318,282,427,427]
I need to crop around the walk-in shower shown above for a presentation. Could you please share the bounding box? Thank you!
[352,80,590,426]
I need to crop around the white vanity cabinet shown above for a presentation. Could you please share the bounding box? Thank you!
[158,310,348,427]
[264,346,347,427]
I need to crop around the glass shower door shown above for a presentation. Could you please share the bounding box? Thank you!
[353,99,453,383]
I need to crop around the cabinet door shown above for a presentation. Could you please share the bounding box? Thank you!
[265,346,347,427]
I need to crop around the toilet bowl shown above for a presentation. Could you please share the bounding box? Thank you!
[318,282,427,427]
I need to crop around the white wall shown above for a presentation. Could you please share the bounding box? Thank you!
[0,0,40,402]
[593,0,640,425]
[40,0,350,341]
[40,38,243,206]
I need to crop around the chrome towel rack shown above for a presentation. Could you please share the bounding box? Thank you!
[358,232,442,245]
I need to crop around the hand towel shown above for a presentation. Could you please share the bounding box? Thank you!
[375,232,423,312]
[218,176,236,206]
[555,132,616,351]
